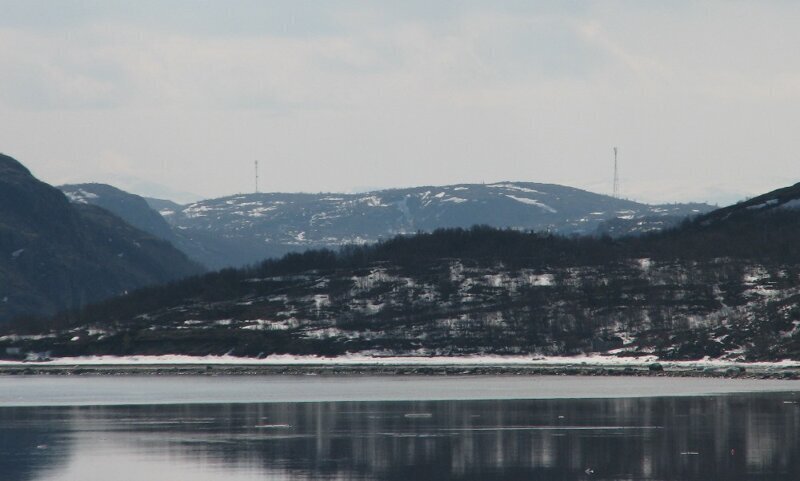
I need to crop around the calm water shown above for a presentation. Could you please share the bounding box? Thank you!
[1,376,799,480]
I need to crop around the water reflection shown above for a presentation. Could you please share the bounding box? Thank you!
[2,394,799,480]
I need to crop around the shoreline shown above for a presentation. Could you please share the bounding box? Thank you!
[2,356,800,379]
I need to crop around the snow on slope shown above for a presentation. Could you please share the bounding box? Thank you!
[163,182,711,257]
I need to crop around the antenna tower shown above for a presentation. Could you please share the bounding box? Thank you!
[612,147,619,199]
[255,160,259,194]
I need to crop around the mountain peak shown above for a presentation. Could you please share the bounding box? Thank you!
[0,153,33,178]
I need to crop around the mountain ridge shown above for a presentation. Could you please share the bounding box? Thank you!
[163,181,713,265]
[0,153,204,322]
[62,181,712,269]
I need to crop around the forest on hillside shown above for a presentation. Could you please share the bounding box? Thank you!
[8,204,800,334]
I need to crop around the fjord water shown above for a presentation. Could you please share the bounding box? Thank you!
[1,376,799,480]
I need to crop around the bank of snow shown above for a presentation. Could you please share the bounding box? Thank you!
[3,354,800,370]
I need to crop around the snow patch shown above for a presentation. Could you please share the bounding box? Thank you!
[484,273,507,288]
[743,267,770,284]
[352,268,392,290]
[441,197,468,203]
[248,206,278,217]
[241,319,292,331]
[183,204,216,218]
[779,199,800,210]
[489,183,542,194]
[64,189,99,204]
[527,274,554,286]
[505,195,557,213]
[312,294,330,310]
[359,196,386,207]
[746,199,780,210]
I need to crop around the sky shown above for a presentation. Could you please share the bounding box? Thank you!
[1,1,799,205]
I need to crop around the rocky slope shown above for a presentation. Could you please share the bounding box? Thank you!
[0,154,203,322]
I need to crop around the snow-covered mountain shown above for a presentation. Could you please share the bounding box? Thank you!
[160,182,711,265]
[59,181,712,270]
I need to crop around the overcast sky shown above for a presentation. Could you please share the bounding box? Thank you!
[1,1,799,204]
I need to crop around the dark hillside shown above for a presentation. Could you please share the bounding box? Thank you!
[60,183,255,269]
[5,177,800,362]
[0,153,203,322]
[61,183,176,240]
[7,206,797,362]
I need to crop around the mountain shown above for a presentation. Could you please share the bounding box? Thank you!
[61,183,176,240]
[9,178,800,361]
[59,184,257,270]
[144,197,183,216]
[161,183,712,265]
[61,182,711,269]
[0,154,203,323]
[695,181,800,224]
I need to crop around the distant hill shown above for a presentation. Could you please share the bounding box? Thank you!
[0,154,203,322]
[160,183,712,265]
[61,183,176,240]
[695,181,800,225]
[12,178,800,361]
[60,184,259,269]
[61,182,712,269]
[144,197,183,216]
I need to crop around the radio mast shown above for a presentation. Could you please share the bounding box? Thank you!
[255,160,259,194]
[612,147,619,199]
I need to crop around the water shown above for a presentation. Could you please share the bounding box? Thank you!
[2,375,800,406]
[1,376,799,480]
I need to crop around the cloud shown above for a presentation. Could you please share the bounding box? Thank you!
[0,1,799,203]
[0,28,133,110]
[0,4,613,112]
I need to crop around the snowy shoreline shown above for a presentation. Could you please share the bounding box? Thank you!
[2,354,800,371]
